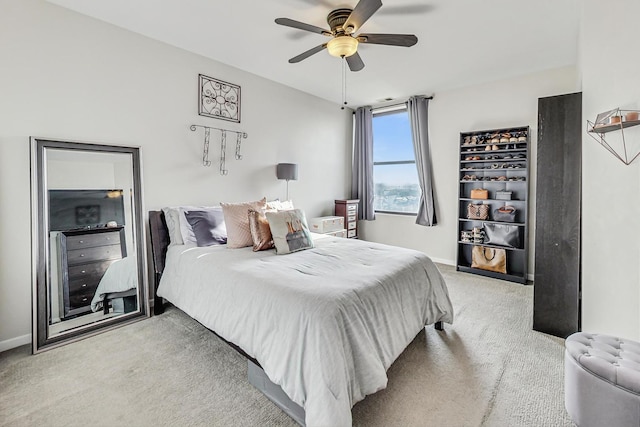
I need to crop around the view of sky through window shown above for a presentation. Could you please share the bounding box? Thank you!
[372,110,420,213]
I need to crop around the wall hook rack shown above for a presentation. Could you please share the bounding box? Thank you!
[190,124,248,175]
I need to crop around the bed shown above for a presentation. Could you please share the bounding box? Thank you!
[90,256,138,314]
[149,210,453,426]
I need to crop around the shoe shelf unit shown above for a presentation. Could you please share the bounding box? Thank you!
[456,126,530,284]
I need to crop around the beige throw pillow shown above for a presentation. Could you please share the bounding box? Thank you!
[220,198,267,248]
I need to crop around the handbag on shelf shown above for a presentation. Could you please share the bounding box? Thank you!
[483,223,520,248]
[467,203,489,220]
[470,188,489,200]
[495,191,512,200]
[493,205,517,223]
[471,246,507,274]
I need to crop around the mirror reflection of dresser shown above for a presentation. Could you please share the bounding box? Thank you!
[58,226,126,319]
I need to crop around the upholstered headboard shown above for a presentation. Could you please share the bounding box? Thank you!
[148,210,169,314]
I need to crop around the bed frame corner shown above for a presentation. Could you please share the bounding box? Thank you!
[149,210,169,316]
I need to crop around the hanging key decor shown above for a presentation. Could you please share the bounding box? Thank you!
[235,132,243,160]
[190,124,247,175]
[202,127,212,167]
[220,130,228,176]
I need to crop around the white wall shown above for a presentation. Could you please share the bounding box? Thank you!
[580,0,640,340]
[0,0,352,350]
[360,66,580,272]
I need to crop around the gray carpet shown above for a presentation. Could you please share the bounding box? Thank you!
[0,265,574,426]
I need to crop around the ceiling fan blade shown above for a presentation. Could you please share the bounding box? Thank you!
[344,0,382,32]
[358,33,418,47]
[275,18,331,36]
[346,52,365,72]
[289,44,328,63]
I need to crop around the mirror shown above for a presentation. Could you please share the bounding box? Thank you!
[31,138,148,353]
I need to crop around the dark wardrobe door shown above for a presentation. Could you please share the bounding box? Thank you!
[533,92,582,338]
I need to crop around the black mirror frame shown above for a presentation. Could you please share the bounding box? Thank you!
[30,137,149,353]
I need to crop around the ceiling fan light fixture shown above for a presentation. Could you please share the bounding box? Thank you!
[327,36,358,58]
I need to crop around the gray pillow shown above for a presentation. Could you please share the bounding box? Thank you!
[184,209,227,247]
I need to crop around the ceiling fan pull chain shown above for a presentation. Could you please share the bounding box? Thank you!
[341,57,347,110]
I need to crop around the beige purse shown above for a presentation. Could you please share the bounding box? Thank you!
[470,188,489,200]
[471,246,507,274]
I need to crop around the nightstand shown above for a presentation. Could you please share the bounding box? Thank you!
[335,199,359,238]
[309,216,346,238]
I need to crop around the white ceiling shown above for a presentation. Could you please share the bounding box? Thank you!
[47,0,580,107]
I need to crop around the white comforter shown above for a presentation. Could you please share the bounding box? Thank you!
[90,256,138,312]
[157,235,453,426]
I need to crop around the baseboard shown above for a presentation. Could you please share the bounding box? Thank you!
[430,257,455,266]
[433,257,535,283]
[0,334,31,353]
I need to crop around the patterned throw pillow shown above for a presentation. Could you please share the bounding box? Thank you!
[265,209,314,255]
[247,209,274,251]
[220,198,267,248]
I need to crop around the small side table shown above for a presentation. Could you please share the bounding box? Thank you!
[335,199,359,239]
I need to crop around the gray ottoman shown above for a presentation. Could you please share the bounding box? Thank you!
[565,332,640,427]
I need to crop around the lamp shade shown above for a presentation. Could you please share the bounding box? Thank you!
[327,36,358,58]
[276,163,298,181]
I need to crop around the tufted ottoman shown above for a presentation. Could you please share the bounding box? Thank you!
[565,332,640,427]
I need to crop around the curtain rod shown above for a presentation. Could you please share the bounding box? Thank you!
[352,95,435,114]
[377,95,434,110]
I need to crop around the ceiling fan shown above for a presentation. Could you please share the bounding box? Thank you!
[275,0,418,72]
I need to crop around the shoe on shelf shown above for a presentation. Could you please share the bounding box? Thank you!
[492,145,499,151]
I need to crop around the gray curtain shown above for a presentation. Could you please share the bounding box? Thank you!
[351,106,375,220]
[407,96,437,226]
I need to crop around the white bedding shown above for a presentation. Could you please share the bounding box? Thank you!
[157,235,453,426]
[90,256,138,312]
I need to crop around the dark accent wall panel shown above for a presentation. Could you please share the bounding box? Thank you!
[533,92,582,338]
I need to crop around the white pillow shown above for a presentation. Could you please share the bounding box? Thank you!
[266,199,295,211]
[161,207,184,246]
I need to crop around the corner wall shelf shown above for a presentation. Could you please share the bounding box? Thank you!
[587,108,640,165]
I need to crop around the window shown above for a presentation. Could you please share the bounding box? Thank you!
[372,107,420,214]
